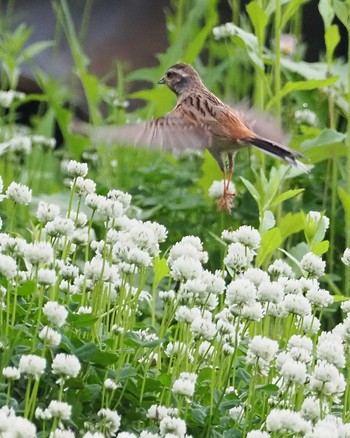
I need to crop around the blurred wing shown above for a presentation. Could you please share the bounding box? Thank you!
[75,113,212,151]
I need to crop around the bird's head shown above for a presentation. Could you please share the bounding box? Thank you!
[158,63,203,96]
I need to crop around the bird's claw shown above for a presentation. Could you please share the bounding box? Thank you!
[217,191,236,212]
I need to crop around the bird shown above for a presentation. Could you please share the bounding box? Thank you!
[72,63,308,211]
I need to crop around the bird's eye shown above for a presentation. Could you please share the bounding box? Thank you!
[166,71,175,78]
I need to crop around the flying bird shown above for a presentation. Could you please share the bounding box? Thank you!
[73,63,308,211]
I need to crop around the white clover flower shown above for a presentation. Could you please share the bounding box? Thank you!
[159,416,187,437]
[24,242,54,265]
[300,396,322,422]
[43,301,68,327]
[6,181,32,204]
[32,135,56,149]
[66,160,88,177]
[48,400,72,420]
[170,256,203,281]
[147,405,178,421]
[104,378,118,391]
[316,332,345,368]
[241,268,270,287]
[0,89,25,107]
[223,225,261,251]
[0,254,17,278]
[247,336,279,363]
[190,315,217,340]
[268,259,293,279]
[74,176,96,196]
[266,409,311,434]
[228,406,245,422]
[257,281,284,304]
[39,326,61,347]
[295,109,318,126]
[36,201,61,223]
[305,289,333,308]
[97,408,121,434]
[212,22,236,39]
[341,248,350,266]
[280,359,308,384]
[35,407,52,420]
[59,262,79,280]
[52,353,81,379]
[241,301,264,321]
[280,33,297,55]
[76,306,92,315]
[9,135,32,154]
[70,210,88,227]
[38,268,57,285]
[225,278,257,306]
[117,433,137,438]
[305,416,341,438]
[309,360,346,397]
[82,433,105,438]
[301,252,326,278]
[224,242,254,273]
[45,217,75,237]
[283,293,311,317]
[49,429,75,438]
[165,341,190,359]
[18,354,46,380]
[246,432,271,438]
[287,335,312,363]
[341,300,350,313]
[84,256,111,282]
[107,189,132,209]
[159,289,175,302]
[208,179,236,199]
[2,366,20,380]
[300,314,321,335]
[98,198,124,219]
[306,211,330,231]
[172,372,197,397]
[168,237,207,266]
[2,415,37,437]
[85,193,105,210]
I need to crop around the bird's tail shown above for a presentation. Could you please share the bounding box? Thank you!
[247,136,309,174]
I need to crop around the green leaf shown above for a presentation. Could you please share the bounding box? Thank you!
[301,128,346,151]
[271,188,304,208]
[279,212,305,240]
[333,0,350,29]
[267,77,339,109]
[333,295,349,303]
[153,257,169,290]
[325,25,340,63]
[281,0,309,28]
[257,227,282,266]
[18,40,54,63]
[318,0,335,29]
[241,176,261,205]
[91,350,118,366]
[17,281,36,297]
[246,2,268,45]
[311,240,329,255]
[261,210,275,233]
[73,343,97,361]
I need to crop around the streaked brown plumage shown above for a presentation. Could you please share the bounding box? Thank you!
[73,63,308,211]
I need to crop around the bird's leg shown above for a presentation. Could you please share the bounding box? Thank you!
[217,153,236,212]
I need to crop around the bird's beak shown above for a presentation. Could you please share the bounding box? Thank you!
[158,77,165,85]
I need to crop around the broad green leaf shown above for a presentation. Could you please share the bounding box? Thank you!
[261,209,275,233]
[183,12,217,63]
[91,350,119,366]
[333,295,349,303]
[301,128,346,150]
[333,0,350,29]
[311,240,330,255]
[153,257,169,289]
[271,188,304,208]
[241,176,261,205]
[16,281,36,297]
[279,212,304,240]
[246,2,268,45]
[73,342,97,360]
[19,40,53,62]
[325,25,340,63]
[257,227,282,266]
[318,0,335,29]
[267,77,339,109]
[281,0,309,28]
